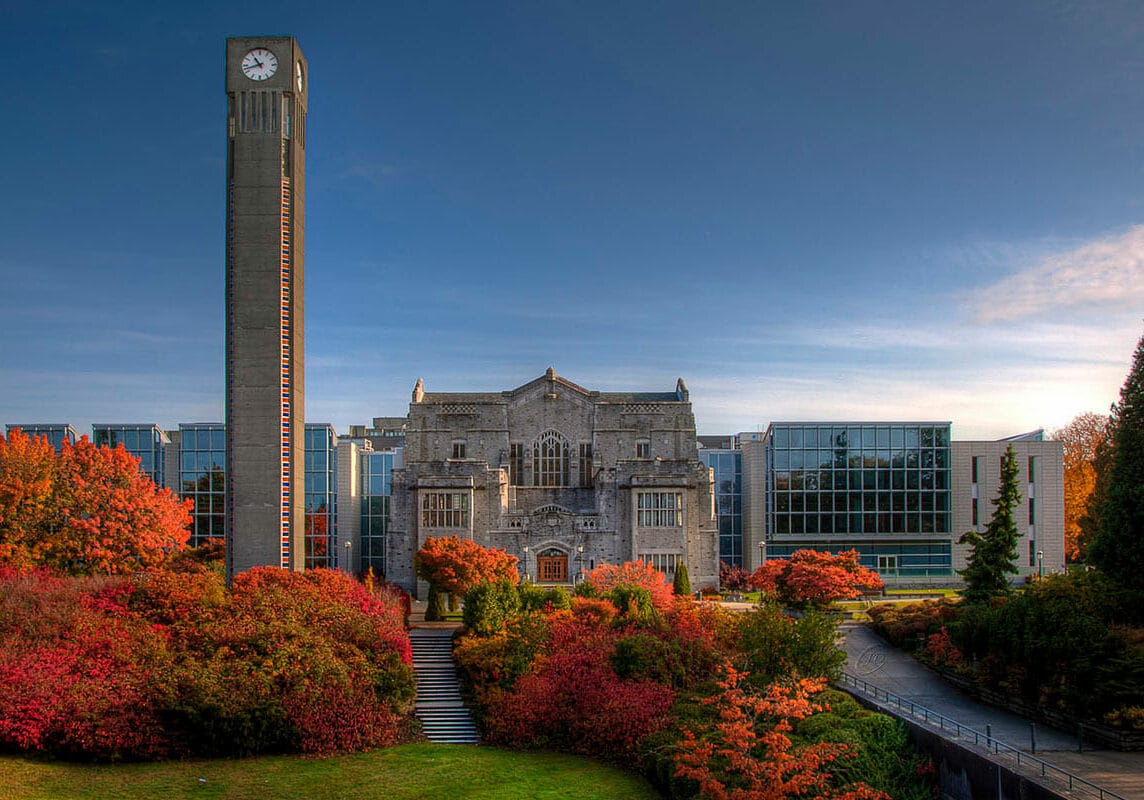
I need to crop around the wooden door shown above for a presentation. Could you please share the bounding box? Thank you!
[537,552,568,583]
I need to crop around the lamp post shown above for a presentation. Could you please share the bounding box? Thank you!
[576,544,585,583]
[343,540,352,575]
[521,544,530,584]
[758,539,767,570]
[1037,549,1044,580]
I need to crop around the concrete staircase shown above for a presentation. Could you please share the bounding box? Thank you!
[410,628,480,744]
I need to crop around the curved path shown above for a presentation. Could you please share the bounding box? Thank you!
[841,624,1144,800]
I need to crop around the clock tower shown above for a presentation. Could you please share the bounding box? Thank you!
[224,37,307,577]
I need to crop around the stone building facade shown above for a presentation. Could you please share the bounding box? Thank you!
[386,369,719,594]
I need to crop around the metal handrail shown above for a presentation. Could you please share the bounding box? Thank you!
[838,672,1128,800]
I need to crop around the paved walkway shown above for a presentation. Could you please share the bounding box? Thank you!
[841,624,1144,800]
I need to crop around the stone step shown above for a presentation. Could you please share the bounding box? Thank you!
[410,628,479,744]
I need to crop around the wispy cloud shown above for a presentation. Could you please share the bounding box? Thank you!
[339,158,405,187]
[968,225,1144,323]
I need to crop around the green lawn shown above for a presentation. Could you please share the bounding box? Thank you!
[0,744,662,800]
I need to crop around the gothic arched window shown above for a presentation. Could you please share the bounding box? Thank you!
[533,430,570,487]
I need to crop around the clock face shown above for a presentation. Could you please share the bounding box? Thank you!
[241,48,278,81]
[295,61,304,92]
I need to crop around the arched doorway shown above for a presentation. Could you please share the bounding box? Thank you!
[536,547,568,583]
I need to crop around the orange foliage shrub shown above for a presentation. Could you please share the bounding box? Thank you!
[750,550,882,607]
[585,560,675,611]
[674,666,890,800]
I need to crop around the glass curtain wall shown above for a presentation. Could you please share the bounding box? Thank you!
[6,424,80,452]
[360,450,394,577]
[700,449,743,567]
[92,424,168,485]
[304,424,338,569]
[179,423,226,547]
[765,423,953,576]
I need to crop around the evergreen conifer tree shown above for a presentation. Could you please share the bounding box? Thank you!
[672,561,691,596]
[1088,332,1144,590]
[958,444,1021,602]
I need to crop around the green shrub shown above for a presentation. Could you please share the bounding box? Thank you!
[605,584,656,622]
[793,695,932,800]
[611,633,686,687]
[573,580,598,599]
[949,572,1144,718]
[463,580,522,637]
[737,603,845,685]
[518,582,572,613]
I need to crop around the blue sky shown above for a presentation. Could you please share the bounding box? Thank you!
[2,1,1142,440]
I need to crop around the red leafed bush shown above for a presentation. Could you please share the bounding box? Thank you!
[585,560,675,611]
[571,596,619,626]
[661,599,737,679]
[720,560,752,591]
[750,549,883,608]
[921,626,964,669]
[0,567,415,760]
[286,679,405,754]
[0,575,173,760]
[483,616,674,761]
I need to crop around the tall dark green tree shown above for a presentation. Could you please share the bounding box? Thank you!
[1088,332,1144,590]
[959,444,1021,603]
[672,561,691,596]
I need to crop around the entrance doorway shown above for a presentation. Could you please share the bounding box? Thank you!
[537,548,568,583]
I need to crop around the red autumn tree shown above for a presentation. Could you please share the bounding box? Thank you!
[585,559,675,611]
[720,560,752,591]
[0,429,56,569]
[749,549,882,608]
[414,536,519,597]
[674,665,890,800]
[0,432,193,575]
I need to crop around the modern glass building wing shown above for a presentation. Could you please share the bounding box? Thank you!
[177,423,227,547]
[6,424,80,452]
[303,423,338,569]
[92,424,169,485]
[764,422,953,576]
[359,449,395,577]
[699,447,743,567]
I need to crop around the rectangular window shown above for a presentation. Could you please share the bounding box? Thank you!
[509,443,523,486]
[877,555,898,575]
[971,456,979,484]
[1028,456,1035,483]
[636,440,650,459]
[637,491,683,527]
[1028,498,1035,526]
[421,492,469,527]
[579,443,593,488]
[452,440,466,459]
[972,498,979,527]
[1029,540,1036,567]
[639,553,680,576]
